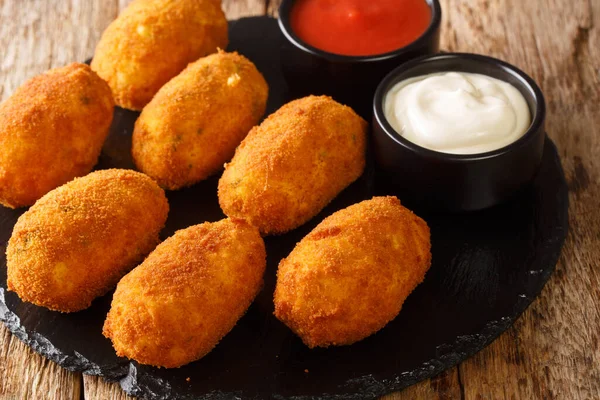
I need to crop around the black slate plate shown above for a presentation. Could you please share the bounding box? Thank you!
[0,17,568,400]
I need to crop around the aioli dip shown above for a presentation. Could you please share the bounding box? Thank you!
[290,0,431,56]
[384,72,531,154]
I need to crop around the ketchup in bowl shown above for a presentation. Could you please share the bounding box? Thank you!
[290,0,431,56]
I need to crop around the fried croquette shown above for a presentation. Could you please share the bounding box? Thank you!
[6,169,169,313]
[103,218,266,368]
[218,95,367,235]
[132,51,268,190]
[0,63,114,209]
[274,196,431,348]
[91,0,228,110]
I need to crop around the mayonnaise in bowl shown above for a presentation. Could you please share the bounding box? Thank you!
[384,72,531,155]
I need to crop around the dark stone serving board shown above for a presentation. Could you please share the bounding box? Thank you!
[0,17,568,400]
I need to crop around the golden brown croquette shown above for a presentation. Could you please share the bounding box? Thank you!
[6,169,169,312]
[91,0,228,110]
[132,51,268,190]
[103,218,266,368]
[0,63,114,209]
[218,95,367,235]
[274,196,431,348]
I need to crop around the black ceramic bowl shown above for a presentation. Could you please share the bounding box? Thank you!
[278,0,442,118]
[372,53,546,212]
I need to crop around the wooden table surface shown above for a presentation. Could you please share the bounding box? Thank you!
[0,0,598,399]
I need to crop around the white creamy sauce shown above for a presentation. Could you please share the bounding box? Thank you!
[384,72,531,154]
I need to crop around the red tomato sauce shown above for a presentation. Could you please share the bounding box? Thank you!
[290,0,432,56]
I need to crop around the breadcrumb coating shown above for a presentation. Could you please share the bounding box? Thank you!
[132,51,268,190]
[91,0,228,110]
[218,95,367,235]
[103,218,266,368]
[6,169,169,312]
[274,196,431,348]
[0,63,114,209]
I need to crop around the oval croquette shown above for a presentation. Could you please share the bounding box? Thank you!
[218,95,367,235]
[91,0,228,110]
[274,196,431,348]
[6,169,169,312]
[103,218,266,368]
[0,63,114,209]
[132,51,268,190]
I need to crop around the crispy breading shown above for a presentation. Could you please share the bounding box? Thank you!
[103,218,266,368]
[91,0,228,110]
[274,196,431,348]
[132,51,268,190]
[0,63,114,209]
[6,169,169,312]
[218,95,367,235]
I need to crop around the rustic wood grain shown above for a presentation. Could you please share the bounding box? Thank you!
[0,328,81,400]
[83,375,135,400]
[222,0,267,18]
[0,0,598,399]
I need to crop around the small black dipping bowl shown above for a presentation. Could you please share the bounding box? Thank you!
[372,53,546,212]
[278,0,442,118]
